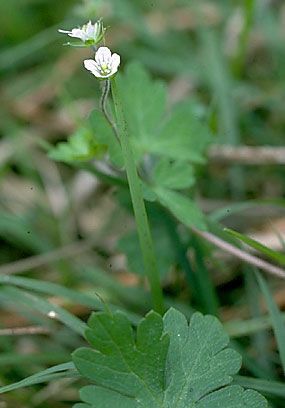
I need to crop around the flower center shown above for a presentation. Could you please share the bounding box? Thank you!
[101,64,111,75]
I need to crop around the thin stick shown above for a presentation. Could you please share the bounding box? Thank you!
[0,326,50,336]
[0,238,97,276]
[191,227,285,279]
[209,145,285,165]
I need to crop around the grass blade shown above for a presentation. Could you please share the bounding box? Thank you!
[0,286,87,336]
[225,228,285,266]
[234,376,285,398]
[0,274,141,325]
[255,271,285,375]
[0,362,77,394]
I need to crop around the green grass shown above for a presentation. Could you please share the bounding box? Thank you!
[0,0,285,406]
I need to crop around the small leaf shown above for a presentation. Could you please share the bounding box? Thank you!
[150,101,211,164]
[49,127,107,163]
[89,110,123,167]
[154,187,206,230]
[117,62,167,149]
[151,158,195,190]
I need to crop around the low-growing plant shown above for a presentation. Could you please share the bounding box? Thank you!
[2,14,285,408]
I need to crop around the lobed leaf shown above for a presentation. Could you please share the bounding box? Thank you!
[150,102,211,164]
[151,159,195,190]
[154,187,206,230]
[49,127,107,163]
[73,308,268,407]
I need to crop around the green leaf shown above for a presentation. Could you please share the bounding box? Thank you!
[49,127,107,163]
[154,187,206,230]
[151,158,195,190]
[117,62,211,169]
[117,224,176,278]
[194,386,267,408]
[163,310,239,403]
[255,271,285,375]
[150,102,212,164]
[73,309,267,407]
[73,310,169,407]
[89,110,123,167]
[118,62,167,152]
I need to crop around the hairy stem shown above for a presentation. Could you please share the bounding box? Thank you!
[111,76,164,314]
[100,79,120,143]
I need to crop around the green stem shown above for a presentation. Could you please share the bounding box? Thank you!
[100,79,119,142]
[110,76,164,314]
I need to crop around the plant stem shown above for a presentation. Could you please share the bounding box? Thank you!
[100,79,119,142]
[110,76,164,314]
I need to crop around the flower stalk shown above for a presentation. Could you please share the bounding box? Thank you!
[111,76,164,314]
[59,24,164,313]
[100,79,119,142]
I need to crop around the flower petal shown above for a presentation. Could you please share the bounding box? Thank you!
[111,53,121,70]
[86,21,95,38]
[95,47,112,66]
[69,29,86,41]
[84,59,101,76]
[58,29,72,34]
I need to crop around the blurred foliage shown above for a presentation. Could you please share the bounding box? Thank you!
[1,0,285,407]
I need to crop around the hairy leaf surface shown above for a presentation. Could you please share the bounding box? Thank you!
[73,309,267,407]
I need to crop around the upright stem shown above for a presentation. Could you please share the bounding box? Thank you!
[111,77,164,314]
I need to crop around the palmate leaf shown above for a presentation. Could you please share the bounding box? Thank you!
[118,62,167,153]
[151,159,195,190]
[72,309,267,408]
[154,187,206,230]
[118,63,211,165]
[49,127,107,163]
[149,101,211,164]
[116,63,210,229]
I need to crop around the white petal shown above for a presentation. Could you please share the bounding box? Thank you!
[95,47,112,66]
[86,21,94,37]
[84,59,101,76]
[111,53,120,70]
[93,71,105,78]
[69,29,86,40]
[58,29,72,34]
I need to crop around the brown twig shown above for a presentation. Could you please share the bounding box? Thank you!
[209,145,285,165]
[191,227,285,279]
[0,326,50,336]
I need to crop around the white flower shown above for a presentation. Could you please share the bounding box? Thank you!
[84,47,121,79]
[58,20,104,44]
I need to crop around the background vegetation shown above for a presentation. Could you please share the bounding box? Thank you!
[0,0,285,407]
